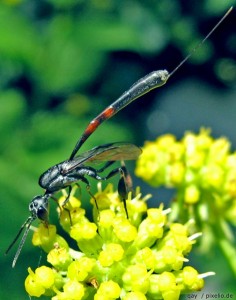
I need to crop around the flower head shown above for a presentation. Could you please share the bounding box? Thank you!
[135,129,236,227]
[25,184,212,299]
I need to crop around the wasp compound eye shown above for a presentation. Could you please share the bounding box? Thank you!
[29,195,49,221]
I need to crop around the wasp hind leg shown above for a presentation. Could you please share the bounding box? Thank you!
[100,164,132,218]
[117,165,132,219]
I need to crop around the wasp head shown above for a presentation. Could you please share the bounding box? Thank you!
[29,194,51,222]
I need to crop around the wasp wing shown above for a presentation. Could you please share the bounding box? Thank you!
[85,142,142,163]
[62,142,141,174]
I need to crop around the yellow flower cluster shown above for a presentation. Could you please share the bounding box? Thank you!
[24,184,212,300]
[135,129,236,225]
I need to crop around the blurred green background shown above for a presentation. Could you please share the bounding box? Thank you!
[0,0,235,299]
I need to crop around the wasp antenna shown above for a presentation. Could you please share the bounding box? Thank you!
[11,217,35,268]
[12,218,35,268]
[5,217,31,255]
[5,216,35,268]
[168,6,233,78]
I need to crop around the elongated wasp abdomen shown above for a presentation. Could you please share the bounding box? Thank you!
[69,70,169,160]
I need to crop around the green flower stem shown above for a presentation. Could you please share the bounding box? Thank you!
[218,237,236,275]
[206,190,236,276]
[212,218,236,276]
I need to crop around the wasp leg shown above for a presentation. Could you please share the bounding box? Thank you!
[68,172,100,213]
[87,186,100,219]
[118,166,131,219]
[54,187,73,225]
[97,165,130,218]
[50,190,72,225]
[50,194,62,213]
[121,160,133,192]
[61,185,72,207]
[70,164,127,216]
[46,193,69,220]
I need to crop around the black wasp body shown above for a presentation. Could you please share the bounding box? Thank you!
[39,154,112,194]
[39,142,141,196]
[33,142,141,223]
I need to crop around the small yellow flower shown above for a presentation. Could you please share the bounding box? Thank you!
[25,267,55,297]
[53,279,85,300]
[67,257,96,281]
[184,185,200,204]
[47,246,72,270]
[95,280,121,299]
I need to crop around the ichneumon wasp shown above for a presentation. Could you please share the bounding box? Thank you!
[5,6,233,267]
[6,142,141,267]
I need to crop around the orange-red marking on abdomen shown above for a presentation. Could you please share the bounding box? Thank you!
[84,107,115,136]
[100,107,115,119]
